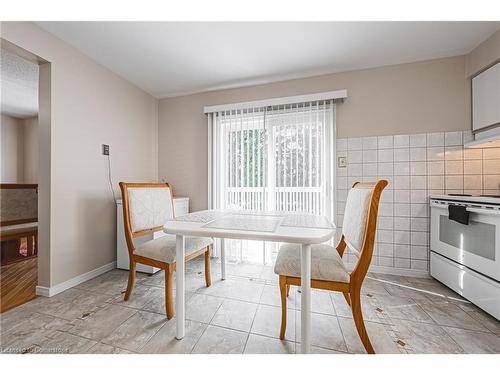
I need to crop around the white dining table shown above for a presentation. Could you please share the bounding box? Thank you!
[164,209,335,354]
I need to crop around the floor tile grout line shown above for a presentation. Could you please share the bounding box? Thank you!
[103,310,170,353]
[243,295,262,353]
[190,321,211,354]
[189,295,226,354]
[5,265,500,354]
[454,301,496,334]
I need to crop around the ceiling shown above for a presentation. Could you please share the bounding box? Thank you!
[1,48,39,118]
[36,22,500,99]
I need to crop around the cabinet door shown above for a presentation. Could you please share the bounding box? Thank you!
[472,62,500,131]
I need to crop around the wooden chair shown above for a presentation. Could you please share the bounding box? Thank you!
[119,182,213,320]
[274,180,388,354]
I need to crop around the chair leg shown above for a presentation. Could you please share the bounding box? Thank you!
[351,288,375,354]
[204,246,212,287]
[343,292,351,306]
[279,275,287,340]
[124,259,136,301]
[165,265,175,320]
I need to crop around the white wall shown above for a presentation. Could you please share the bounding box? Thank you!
[1,22,158,287]
[23,116,38,183]
[0,114,24,183]
[158,56,469,211]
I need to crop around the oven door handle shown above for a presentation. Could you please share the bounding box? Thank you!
[466,207,500,216]
[430,202,500,216]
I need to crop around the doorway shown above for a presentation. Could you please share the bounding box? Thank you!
[0,40,50,312]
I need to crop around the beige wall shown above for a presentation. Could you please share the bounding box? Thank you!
[158,56,469,211]
[0,114,24,183]
[0,114,38,183]
[1,22,158,286]
[466,29,500,77]
[22,116,38,183]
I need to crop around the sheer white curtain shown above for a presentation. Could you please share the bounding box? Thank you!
[207,100,336,264]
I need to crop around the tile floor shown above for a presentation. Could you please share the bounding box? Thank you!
[1,257,500,354]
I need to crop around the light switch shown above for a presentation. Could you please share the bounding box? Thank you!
[102,144,110,155]
[338,156,347,168]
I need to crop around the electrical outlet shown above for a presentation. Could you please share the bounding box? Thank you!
[102,144,110,156]
[338,156,347,168]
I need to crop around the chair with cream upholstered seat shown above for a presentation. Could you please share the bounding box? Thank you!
[119,182,213,320]
[274,180,388,354]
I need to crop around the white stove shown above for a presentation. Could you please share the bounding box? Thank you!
[431,194,500,206]
[430,194,500,320]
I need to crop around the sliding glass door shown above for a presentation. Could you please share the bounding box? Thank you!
[209,101,335,264]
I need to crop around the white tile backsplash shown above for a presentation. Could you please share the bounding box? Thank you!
[444,146,463,161]
[409,147,427,162]
[410,175,427,190]
[347,137,362,150]
[483,148,500,159]
[464,175,482,190]
[409,133,427,148]
[464,148,482,160]
[377,149,394,162]
[426,146,445,161]
[377,135,393,149]
[363,149,378,162]
[410,161,426,175]
[445,175,464,191]
[394,175,410,189]
[426,132,444,147]
[445,131,463,146]
[393,134,409,148]
[394,162,410,175]
[445,160,464,175]
[337,139,347,152]
[394,217,410,231]
[378,162,394,175]
[348,150,363,163]
[394,148,410,162]
[427,175,445,190]
[347,163,362,176]
[362,136,378,150]
[394,189,410,203]
[483,159,500,174]
[336,130,500,274]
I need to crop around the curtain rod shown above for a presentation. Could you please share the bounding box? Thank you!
[203,89,347,114]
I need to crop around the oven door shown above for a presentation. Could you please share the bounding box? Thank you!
[430,200,500,282]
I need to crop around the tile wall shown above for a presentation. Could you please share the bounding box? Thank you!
[336,130,500,275]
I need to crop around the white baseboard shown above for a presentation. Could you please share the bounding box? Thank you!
[36,261,116,297]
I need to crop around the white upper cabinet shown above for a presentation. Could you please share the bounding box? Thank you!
[472,61,500,132]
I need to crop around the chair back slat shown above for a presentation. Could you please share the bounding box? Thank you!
[127,187,174,233]
[341,180,388,282]
[119,182,174,254]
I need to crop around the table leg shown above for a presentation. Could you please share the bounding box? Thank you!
[300,243,312,354]
[175,234,185,340]
[220,239,226,280]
